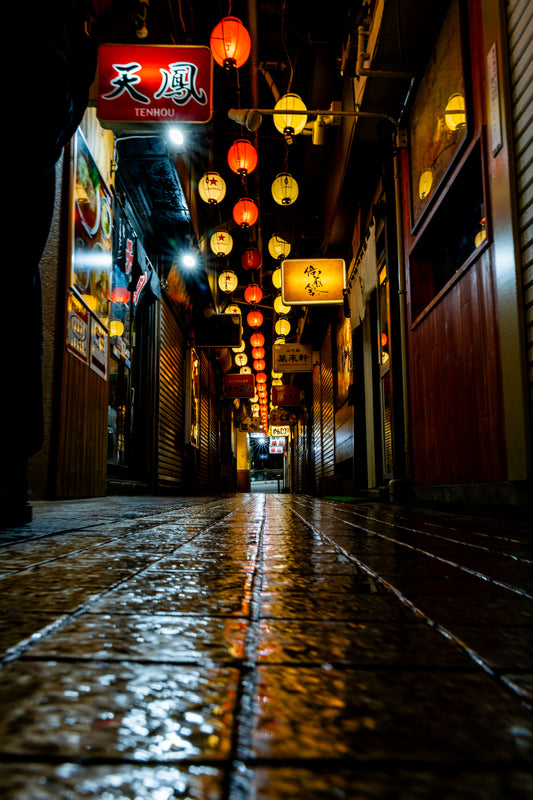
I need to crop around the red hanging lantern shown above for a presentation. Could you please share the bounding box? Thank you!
[252,346,265,360]
[253,359,266,372]
[244,283,263,305]
[241,247,262,271]
[256,372,267,384]
[228,139,257,175]
[233,197,258,228]
[250,332,265,348]
[247,308,263,328]
[111,286,130,304]
[210,17,251,69]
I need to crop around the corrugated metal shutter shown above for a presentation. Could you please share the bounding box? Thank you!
[320,331,335,478]
[157,296,185,488]
[198,350,211,488]
[312,360,322,492]
[507,0,533,421]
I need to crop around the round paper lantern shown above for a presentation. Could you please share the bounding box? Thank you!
[252,346,265,360]
[199,171,226,204]
[247,308,263,328]
[210,17,251,69]
[253,359,266,372]
[273,93,308,136]
[225,304,241,316]
[244,283,263,304]
[272,268,282,289]
[228,139,257,175]
[256,372,267,384]
[235,352,248,366]
[210,230,233,257]
[250,332,265,347]
[111,286,130,305]
[272,378,282,386]
[241,247,262,271]
[274,295,290,314]
[109,320,124,337]
[233,197,258,228]
[274,336,286,345]
[275,317,291,336]
[218,270,238,293]
[272,173,299,206]
[268,235,291,260]
[240,366,252,374]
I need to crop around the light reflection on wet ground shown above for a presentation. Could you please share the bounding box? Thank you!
[0,493,532,798]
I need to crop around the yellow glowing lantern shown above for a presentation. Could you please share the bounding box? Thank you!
[109,320,124,337]
[271,173,298,206]
[275,317,291,336]
[272,268,282,289]
[268,234,291,260]
[445,93,466,131]
[235,352,248,366]
[419,170,433,200]
[273,93,308,136]
[240,366,252,374]
[274,295,290,314]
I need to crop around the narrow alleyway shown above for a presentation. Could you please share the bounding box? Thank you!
[0,494,532,798]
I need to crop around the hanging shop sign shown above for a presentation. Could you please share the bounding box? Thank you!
[272,385,301,406]
[66,292,89,364]
[281,258,345,305]
[223,373,256,398]
[273,343,313,372]
[271,425,290,437]
[97,44,213,127]
[269,436,287,455]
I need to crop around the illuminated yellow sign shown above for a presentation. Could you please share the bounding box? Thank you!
[281,258,345,305]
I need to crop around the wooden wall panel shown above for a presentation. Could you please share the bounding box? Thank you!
[408,253,506,486]
[56,350,107,498]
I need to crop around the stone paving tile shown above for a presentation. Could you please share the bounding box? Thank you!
[0,763,225,800]
[255,620,475,667]
[241,766,533,799]
[0,659,239,761]
[27,614,248,663]
[249,666,533,762]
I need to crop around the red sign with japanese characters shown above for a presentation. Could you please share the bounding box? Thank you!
[97,44,213,126]
[272,385,301,406]
[223,373,256,398]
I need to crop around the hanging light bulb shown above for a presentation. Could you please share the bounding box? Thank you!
[241,247,262,271]
[275,317,291,336]
[250,332,265,348]
[210,17,251,69]
[199,171,226,204]
[273,93,308,136]
[227,139,257,175]
[218,270,239,293]
[210,230,233,257]
[244,283,263,304]
[274,295,290,314]
[233,197,259,228]
[271,173,299,206]
[247,308,263,328]
[268,234,291,260]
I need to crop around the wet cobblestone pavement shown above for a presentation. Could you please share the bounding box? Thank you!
[0,494,532,798]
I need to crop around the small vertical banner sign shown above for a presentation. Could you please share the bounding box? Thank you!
[97,44,213,127]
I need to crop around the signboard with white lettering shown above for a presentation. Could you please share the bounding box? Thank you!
[97,44,213,127]
[281,258,345,305]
